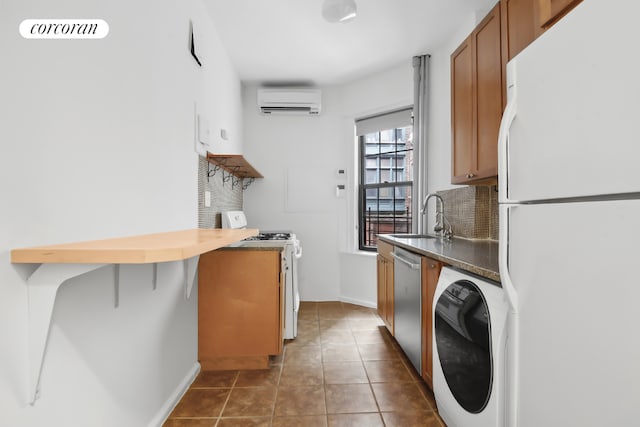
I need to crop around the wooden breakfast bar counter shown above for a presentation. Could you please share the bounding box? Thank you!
[11,228,258,264]
[11,228,257,404]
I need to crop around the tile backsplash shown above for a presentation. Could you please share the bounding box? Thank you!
[197,156,243,228]
[197,154,497,237]
[437,185,498,240]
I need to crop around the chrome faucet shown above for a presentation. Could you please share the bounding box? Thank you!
[421,193,453,240]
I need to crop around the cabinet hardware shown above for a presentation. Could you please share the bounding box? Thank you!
[391,251,421,270]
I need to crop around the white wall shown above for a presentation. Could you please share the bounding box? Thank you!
[241,86,344,301]
[242,63,412,305]
[0,0,241,425]
[242,8,487,306]
[337,65,414,306]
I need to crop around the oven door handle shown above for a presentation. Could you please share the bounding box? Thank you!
[293,238,302,259]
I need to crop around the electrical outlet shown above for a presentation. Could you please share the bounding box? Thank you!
[204,191,211,207]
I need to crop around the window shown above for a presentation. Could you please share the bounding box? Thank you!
[357,109,413,251]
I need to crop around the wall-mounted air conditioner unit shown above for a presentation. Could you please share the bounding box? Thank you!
[257,88,321,115]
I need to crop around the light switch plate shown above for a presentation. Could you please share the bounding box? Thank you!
[204,191,211,207]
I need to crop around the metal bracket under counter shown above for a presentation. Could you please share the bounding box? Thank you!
[11,228,257,405]
[22,257,200,405]
[25,263,105,405]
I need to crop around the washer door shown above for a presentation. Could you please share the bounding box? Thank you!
[434,279,492,414]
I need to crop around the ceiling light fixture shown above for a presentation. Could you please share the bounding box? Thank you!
[322,0,357,23]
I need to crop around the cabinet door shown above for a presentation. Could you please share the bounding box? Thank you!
[421,257,442,389]
[198,250,281,358]
[451,36,474,184]
[377,241,395,334]
[501,0,539,60]
[384,257,394,335]
[473,4,502,181]
[537,0,582,29]
[376,255,387,321]
[451,3,502,185]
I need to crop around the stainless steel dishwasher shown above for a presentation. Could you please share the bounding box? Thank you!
[392,247,422,373]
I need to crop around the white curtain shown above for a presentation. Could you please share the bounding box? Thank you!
[412,54,430,234]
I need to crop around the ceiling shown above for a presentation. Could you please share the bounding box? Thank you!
[204,0,497,86]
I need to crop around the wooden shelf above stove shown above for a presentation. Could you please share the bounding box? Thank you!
[206,153,263,179]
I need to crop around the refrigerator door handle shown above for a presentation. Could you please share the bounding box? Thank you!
[498,204,518,313]
[499,204,519,427]
[498,61,517,204]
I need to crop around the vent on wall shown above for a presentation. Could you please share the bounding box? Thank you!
[257,88,322,115]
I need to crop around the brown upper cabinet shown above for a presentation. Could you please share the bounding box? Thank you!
[451,0,581,185]
[501,0,541,61]
[451,2,503,185]
[537,0,583,29]
[501,0,584,61]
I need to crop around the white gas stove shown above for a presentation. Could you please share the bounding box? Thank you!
[221,211,301,339]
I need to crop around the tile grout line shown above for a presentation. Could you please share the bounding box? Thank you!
[213,371,239,426]
[171,303,443,426]
[320,315,329,426]
[315,308,330,426]
[269,356,284,423]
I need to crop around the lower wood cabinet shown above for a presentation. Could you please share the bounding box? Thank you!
[376,241,394,334]
[421,257,442,389]
[198,248,284,370]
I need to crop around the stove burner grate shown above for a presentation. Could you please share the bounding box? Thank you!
[245,232,292,241]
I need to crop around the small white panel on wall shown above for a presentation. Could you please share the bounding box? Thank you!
[194,103,206,157]
[197,114,210,145]
[286,167,331,213]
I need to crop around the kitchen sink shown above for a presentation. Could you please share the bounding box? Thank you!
[388,233,438,239]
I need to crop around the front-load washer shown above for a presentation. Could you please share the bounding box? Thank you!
[433,267,509,427]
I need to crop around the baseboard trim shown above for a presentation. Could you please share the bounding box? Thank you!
[339,296,376,309]
[200,355,270,371]
[149,362,201,427]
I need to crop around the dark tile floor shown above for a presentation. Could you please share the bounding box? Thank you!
[164,301,445,427]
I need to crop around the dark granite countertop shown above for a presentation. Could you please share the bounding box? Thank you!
[378,234,500,283]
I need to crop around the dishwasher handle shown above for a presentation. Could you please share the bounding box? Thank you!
[391,251,421,270]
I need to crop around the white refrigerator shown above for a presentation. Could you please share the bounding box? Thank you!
[498,1,640,426]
